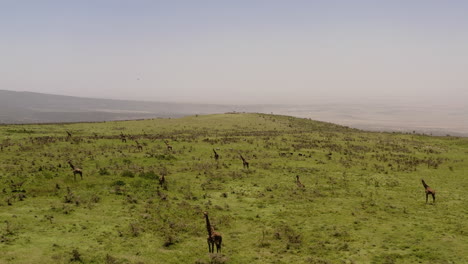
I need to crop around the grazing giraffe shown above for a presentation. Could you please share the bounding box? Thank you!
[213,149,220,161]
[240,154,249,169]
[421,179,436,203]
[296,175,305,189]
[203,211,222,253]
[67,161,83,181]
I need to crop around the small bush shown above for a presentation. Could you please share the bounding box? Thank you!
[105,254,117,264]
[90,194,101,203]
[275,225,302,248]
[372,253,403,264]
[163,234,177,247]
[113,180,126,186]
[209,254,229,264]
[155,154,176,161]
[139,170,157,180]
[64,189,80,205]
[98,168,110,175]
[121,170,134,178]
[70,249,82,262]
[306,257,332,264]
[129,222,141,237]
[111,181,126,195]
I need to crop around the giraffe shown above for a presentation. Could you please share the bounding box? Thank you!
[240,154,249,169]
[66,131,72,140]
[296,175,305,189]
[67,161,83,181]
[213,149,219,161]
[421,179,436,203]
[10,180,25,192]
[159,174,168,190]
[164,140,173,151]
[203,211,222,253]
[159,174,165,186]
[120,132,127,143]
[135,141,143,151]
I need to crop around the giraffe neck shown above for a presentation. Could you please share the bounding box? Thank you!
[422,180,429,189]
[205,215,213,237]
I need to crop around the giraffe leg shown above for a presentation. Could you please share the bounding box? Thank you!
[207,239,211,253]
[432,193,435,203]
[216,238,222,253]
[426,193,428,204]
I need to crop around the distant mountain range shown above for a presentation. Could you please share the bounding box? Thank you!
[0,90,259,124]
[1,90,466,137]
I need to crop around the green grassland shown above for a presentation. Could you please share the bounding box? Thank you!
[0,113,466,264]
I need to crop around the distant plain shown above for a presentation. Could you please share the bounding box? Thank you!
[2,90,466,137]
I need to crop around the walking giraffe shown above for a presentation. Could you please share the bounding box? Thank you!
[203,211,222,253]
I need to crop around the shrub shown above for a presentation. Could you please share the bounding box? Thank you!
[129,222,141,237]
[70,249,82,262]
[163,234,177,247]
[113,180,126,186]
[105,254,117,264]
[98,168,110,175]
[138,170,157,180]
[209,254,229,264]
[121,170,134,178]
[155,154,176,161]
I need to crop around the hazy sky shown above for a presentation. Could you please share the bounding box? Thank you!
[1,1,467,104]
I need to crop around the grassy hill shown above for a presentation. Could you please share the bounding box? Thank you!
[0,113,466,263]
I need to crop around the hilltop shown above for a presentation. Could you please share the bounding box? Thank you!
[0,113,466,263]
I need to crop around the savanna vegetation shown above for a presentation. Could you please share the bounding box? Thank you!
[0,113,466,264]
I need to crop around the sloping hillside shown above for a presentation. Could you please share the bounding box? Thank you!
[0,113,466,263]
